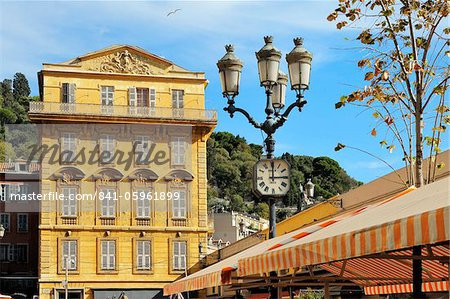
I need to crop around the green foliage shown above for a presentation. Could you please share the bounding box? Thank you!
[13,73,31,99]
[254,202,269,219]
[208,132,361,219]
[0,73,36,161]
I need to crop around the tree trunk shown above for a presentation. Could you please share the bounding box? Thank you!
[415,108,424,188]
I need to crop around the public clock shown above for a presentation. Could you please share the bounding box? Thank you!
[253,159,290,198]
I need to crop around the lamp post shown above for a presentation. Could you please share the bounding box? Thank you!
[217,36,313,236]
[218,36,312,299]
[0,224,4,239]
[298,178,315,212]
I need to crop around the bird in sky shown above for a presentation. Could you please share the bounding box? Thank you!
[167,9,181,17]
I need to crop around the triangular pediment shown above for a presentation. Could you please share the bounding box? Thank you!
[58,45,189,76]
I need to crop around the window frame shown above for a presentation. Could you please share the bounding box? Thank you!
[134,135,151,165]
[15,243,28,263]
[99,134,115,164]
[133,238,153,273]
[98,239,118,273]
[99,187,117,218]
[17,213,28,232]
[0,213,10,232]
[171,136,186,167]
[61,185,78,218]
[171,239,188,273]
[61,132,77,163]
[171,187,187,219]
[58,238,79,274]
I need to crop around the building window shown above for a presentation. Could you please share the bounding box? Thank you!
[101,240,116,270]
[61,83,76,104]
[171,137,186,166]
[62,240,77,271]
[136,240,151,270]
[134,136,151,164]
[101,86,114,113]
[61,186,77,217]
[172,89,184,117]
[0,184,5,201]
[135,188,151,219]
[15,244,28,263]
[172,188,187,219]
[149,89,156,110]
[137,88,149,107]
[61,133,77,163]
[17,213,28,232]
[172,89,184,108]
[100,135,115,164]
[0,244,9,261]
[100,188,116,218]
[0,213,10,232]
[172,241,187,271]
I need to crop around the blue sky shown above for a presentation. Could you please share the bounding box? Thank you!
[1,1,446,183]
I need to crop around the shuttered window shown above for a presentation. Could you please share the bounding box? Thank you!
[134,135,151,164]
[171,137,186,166]
[100,135,115,163]
[172,90,184,108]
[136,188,151,218]
[136,240,151,270]
[173,241,187,270]
[128,87,137,106]
[62,240,77,270]
[100,188,116,217]
[61,133,77,163]
[17,214,28,232]
[101,240,116,270]
[62,83,76,103]
[61,186,77,217]
[172,189,187,218]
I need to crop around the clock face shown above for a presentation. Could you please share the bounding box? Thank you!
[253,159,290,198]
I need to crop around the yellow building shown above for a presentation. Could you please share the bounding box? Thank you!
[29,45,217,299]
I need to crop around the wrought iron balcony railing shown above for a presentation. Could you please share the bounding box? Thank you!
[29,102,217,122]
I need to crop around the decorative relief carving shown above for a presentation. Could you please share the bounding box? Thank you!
[87,50,165,75]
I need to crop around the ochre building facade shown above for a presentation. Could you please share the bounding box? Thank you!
[29,45,216,299]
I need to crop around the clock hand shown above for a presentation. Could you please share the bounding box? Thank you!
[271,176,289,179]
[270,160,275,181]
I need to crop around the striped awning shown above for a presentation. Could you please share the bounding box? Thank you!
[237,178,449,294]
[364,281,449,295]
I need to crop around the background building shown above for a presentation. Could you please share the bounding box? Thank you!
[0,160,40,298]
[210,211,268,246]
[28,45,216,299]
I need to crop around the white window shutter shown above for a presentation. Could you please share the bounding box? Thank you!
[150,89,156,108]
[129,87,137,106]
[69,83,76,103]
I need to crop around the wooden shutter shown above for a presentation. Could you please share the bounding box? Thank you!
[68,83,76,103]
[129,87,137,106]
[150,89,156,108]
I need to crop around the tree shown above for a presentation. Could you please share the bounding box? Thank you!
[254,202,270,219]
[13,73,31,99]
[329,0,449,187]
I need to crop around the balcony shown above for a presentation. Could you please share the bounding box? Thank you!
[29,102,217,123]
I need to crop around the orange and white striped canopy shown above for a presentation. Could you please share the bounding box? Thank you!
[237,177,449,293]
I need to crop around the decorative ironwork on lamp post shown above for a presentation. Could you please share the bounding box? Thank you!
[217,36,313,240]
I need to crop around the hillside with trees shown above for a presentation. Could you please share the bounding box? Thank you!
[207,132,361,220]
[0,73,39,161]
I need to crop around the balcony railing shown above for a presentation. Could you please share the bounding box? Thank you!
[29,102,217,122]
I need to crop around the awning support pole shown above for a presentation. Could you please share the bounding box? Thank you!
[412,245,425,298]
[269,197,278,299]
[324,282,330,299]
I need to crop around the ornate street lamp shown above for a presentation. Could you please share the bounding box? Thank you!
[218,36,313,298]
[217,36,312,160]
